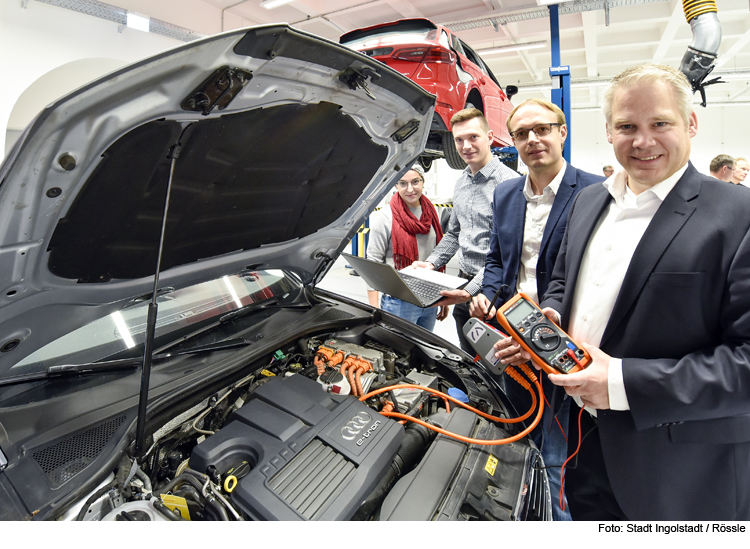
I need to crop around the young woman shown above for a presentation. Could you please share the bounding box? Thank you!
[365,165,449,330]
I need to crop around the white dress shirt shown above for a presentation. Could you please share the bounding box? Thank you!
[517,162,566,303]
[569,164,688,411]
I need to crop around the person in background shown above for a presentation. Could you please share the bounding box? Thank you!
[731,157,749,186]
[602,165,615,177]
[709,154,735,182]
[470,98,603,520]
[412,108,518,352]
[366,164,449,330]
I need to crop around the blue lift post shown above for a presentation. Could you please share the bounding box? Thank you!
[548,4,571,163]
[350,219,369,257]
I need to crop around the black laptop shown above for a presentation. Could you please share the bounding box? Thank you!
[342,253,468,308]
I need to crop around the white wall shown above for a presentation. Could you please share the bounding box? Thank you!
[0,1,185,158]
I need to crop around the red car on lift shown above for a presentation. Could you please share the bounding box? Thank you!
[340,18,518,170]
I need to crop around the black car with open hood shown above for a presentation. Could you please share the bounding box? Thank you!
[0,25,550,521]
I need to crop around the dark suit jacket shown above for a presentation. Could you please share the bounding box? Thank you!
[541,162,750,520]
[480,165,603,428]
[482,164,604,306]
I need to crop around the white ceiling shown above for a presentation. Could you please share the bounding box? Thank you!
[36,0,750,108]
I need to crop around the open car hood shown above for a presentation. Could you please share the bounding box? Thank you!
[0,25,435,376]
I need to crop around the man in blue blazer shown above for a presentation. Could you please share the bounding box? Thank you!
[539,64,750,520]
[470,98,603,520]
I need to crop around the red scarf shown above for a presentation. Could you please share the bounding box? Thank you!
[390,193,445,272]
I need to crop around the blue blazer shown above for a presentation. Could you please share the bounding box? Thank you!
[481,164,604,306]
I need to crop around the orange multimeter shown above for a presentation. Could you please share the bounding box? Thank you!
[496,292,590,376]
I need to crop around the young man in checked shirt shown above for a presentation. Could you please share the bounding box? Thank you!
[412,108,517,352]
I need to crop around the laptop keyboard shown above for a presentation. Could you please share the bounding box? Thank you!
[400,273,451,304]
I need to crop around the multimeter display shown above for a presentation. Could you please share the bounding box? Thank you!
[504,299,537,326]
[497,293,590,375]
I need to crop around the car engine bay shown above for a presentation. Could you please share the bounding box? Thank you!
[0,23,550,523]
[62,312,550,522]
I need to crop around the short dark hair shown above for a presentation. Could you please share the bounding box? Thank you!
[450,108,489,133]
[710,154,735,173]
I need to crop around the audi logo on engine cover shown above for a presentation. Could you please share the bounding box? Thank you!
[340,411,372,440]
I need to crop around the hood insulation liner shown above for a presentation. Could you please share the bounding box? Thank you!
[48,102,387,282]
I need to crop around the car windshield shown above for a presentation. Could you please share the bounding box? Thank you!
[10,270,299,376]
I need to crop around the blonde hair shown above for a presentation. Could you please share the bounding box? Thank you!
[602,63,693,125]
[507,98,566,132]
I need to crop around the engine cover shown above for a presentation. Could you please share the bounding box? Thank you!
[189,374,404,520]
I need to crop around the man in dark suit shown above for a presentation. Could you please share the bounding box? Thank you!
[469,98,603,520]
[535,63,750,520]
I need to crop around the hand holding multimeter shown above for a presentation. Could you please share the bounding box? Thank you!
[463,292,590,376]
[496,293,590,375]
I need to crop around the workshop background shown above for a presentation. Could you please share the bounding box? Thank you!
[3,0,749,346]
[3,0,750,176]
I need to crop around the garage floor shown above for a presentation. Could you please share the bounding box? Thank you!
[318,246,462,348]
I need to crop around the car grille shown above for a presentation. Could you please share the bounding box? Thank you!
[33,415,126,488]
[316,308,356,322]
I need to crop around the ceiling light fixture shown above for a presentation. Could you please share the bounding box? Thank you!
[703,101,750,107]
[478,41,547,55]
[536,0,565,5]
[519,85,553,92]
[260,0,295,9]
[126,11,150,32]
[33,0,203,41]
[570,81,609,88]
[715,72,750,80]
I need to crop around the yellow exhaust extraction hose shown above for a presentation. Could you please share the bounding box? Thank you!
[683,0,718,23]
[682,0,721,54]
[679,0,721,103]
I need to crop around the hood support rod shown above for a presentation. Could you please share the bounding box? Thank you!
[134,139,183,458]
